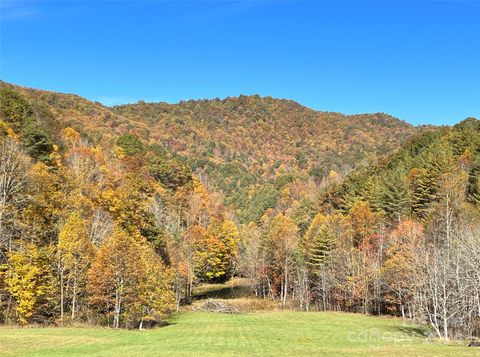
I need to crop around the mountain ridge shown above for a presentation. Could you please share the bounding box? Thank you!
[0,81,433,222]
[2,81,428,127]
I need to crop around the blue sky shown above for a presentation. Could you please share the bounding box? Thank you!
[1,1,479,125]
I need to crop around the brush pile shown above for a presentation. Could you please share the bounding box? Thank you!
[197,299,239,314]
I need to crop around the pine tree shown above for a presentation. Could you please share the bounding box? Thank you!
[411,169,437,220]
[467,160,480,206]
[0,87,33,131]
[410,143,453,221]
[302,213,340,310]
[307,227,335,273]
[381,170,410,221]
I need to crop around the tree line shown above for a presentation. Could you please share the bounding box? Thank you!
[1,86,479,339]
[0,87,239,328]
[237,119,480,339]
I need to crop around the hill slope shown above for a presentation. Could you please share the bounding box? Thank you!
[320,117,480,221]
[112,96,419,178]
[1,82,425,222]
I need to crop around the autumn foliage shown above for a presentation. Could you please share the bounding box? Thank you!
[0,82,479,339]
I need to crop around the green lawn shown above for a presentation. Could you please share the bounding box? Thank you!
[0,311,476,356]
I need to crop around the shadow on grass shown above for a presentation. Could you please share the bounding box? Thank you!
[392,325,429,338]
[194,286,242,300]
[192,279,252,300]
[136,319,176,331]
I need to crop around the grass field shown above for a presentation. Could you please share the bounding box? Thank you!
[0,311,477,357]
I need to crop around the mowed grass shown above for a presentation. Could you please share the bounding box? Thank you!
[0,311,476,357]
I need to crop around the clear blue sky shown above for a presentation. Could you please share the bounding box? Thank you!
[1,1,479,125]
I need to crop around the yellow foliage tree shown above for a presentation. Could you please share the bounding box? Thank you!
[266,213,299,305]
[136,247,175,329]
[88,230,143,328]
[196,219,240,283]
[57,211,95,322]
[2,243,47,324]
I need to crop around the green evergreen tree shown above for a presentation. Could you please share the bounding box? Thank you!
[148,154,192,190]
[381,170,410,221]
[467,160,480,206]
[116,133,144,156]
[0,87,33,131]
[307,227,335,273]
[20,118,53,163]
[451,118,480,156]
[411,169,437,220]
[411,142,454,220]
[291,198,316,236]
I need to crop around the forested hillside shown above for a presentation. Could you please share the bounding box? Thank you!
[247,118,480,339]
[1,82,422,224]
[113,97,421,222]
[113,96,417,179]
[236,118,480,339]
[1,81,478,340]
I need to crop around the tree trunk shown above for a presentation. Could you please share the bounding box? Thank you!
[71,274,77,321]
[60,269,64,324]
[114,278,123,329]
[4,295,12,324]
[283,254,289,306]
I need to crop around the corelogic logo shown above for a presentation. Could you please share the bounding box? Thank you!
[346,320,433,345]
